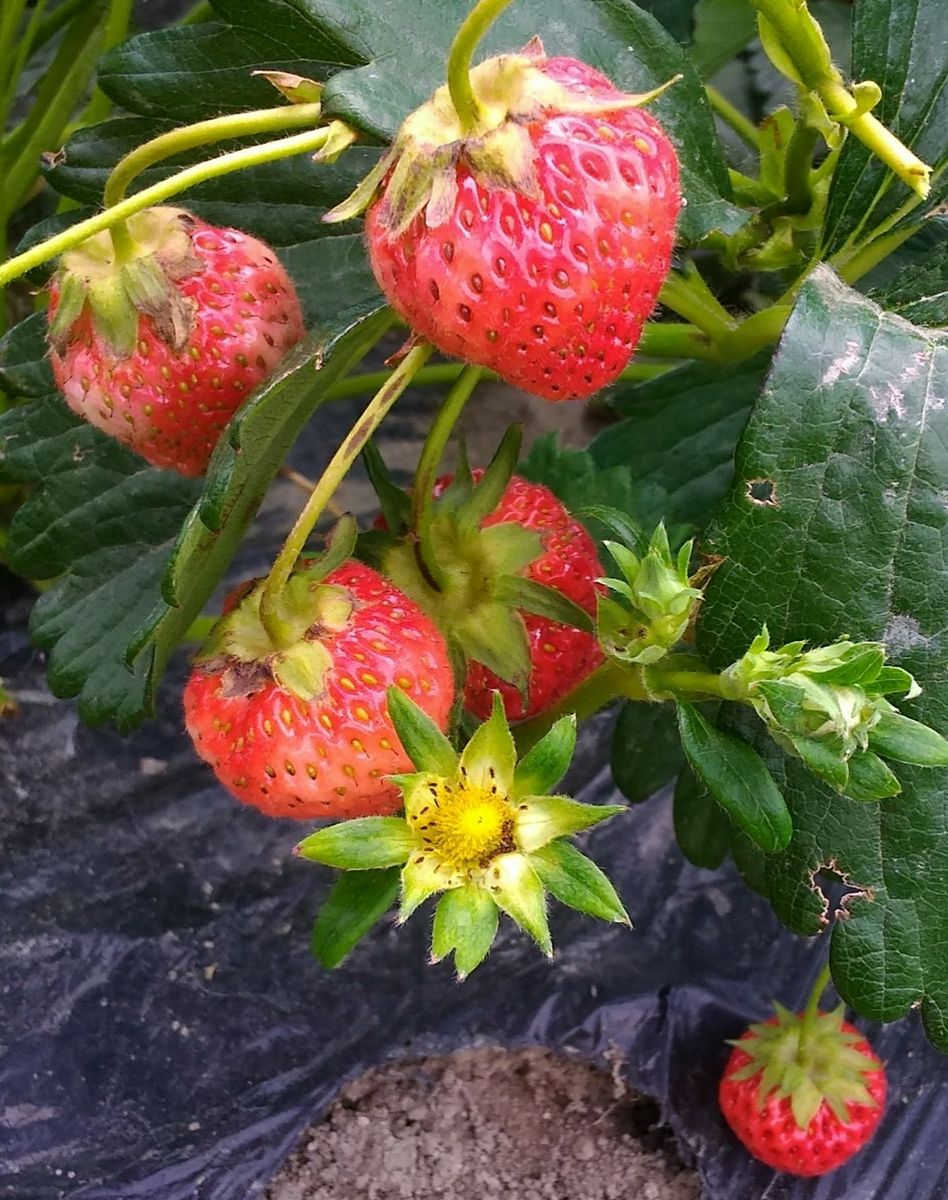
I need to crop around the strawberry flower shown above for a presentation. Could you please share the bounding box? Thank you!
[298,690,628,976]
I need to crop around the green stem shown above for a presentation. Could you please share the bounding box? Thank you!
[637,322,718,361]
[799,962,832,1052]
[836,223,919,285]
[259,343,435,647]
[325,358,669,402]
[179,0,214,22]
[413,365,483,588]
[750,0,931,197]
[660,268,737,341]
[102,103,323,208]
[76,0,132,128]
[717,304,791,362]
[446,0,514,133]
[705,84,761,151]
[780,121,820,215]
[0,125,332,287]
[514,657,727,753]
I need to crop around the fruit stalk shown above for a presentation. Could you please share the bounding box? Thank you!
[412,364,483,588]
[0,125,333,288]
[446,0,515,133]
[751,0,931,197]
[259,341,435,647]
[513,659,728,753]
[102,103,324,209]
[799,962,833,1049]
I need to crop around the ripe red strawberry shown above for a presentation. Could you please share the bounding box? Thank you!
[346,44,680,401]
[719,1003,886,1176]
[47,206,305,477]
[184,560,454,820]
[460,473,604,720]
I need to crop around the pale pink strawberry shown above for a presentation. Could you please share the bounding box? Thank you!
[47,207,305,476]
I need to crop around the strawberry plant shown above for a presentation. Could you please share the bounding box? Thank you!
[2,0,948,1113]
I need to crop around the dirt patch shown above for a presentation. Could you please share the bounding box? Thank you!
[266,1046,701,1200]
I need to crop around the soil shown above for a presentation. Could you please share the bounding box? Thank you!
[266,1047,701,1200]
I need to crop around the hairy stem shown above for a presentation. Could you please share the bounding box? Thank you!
[102,103,323,208]
[660,268,737,341]
[413,365,483,589]
[750,0,931,197]
[705,84,761,151]
[259,343,435,647]
[799,963,832,1053]
[0,126,332,287]
[446,0,514,133]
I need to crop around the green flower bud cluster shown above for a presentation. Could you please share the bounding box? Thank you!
[721,628,948,801]
[597,523,704,667]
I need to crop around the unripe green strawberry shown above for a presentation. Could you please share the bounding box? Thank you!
[184,560,455,819]
[338,44,680,401]
[719,1004,886,1176]
[47,207,305,477]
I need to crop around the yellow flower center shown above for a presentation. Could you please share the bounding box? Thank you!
[417,777,515,870]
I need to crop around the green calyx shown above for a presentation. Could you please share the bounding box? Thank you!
[729,1002,879,1129]
[592,514,707,668]
[195,543,356,702]
[376,434,593,703]
[324,38,677,236]
[721,627,948,800]
[48,206,202,358]
[299,689,629,977]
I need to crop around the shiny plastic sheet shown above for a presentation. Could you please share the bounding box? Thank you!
[3,609,948,1200]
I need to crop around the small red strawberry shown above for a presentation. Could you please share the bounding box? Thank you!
[329,41,679,401]
[719,993,886,1176]
[47,206,305,477]
[184,559,455,819]
[379,454,603,724]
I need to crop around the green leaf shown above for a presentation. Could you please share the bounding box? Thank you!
[0,306,389,728]
[431,885,499,978]
[822,0,948,257]
[677,701,792,852]
[698,266,948,1046]
[493,575,594,634]
[869,241,948,328]
[512,714,577,799]
[386,686,458,776]
[690,0,756,79]
[672,766,731,869]
[587,356,768,531]
[319,0,745,242]
[96,2,358,121]
[843,751,902,802]
[297,817,416,869]
[611,702,685,804]
[310,867,401,968]
[869,712,948,767]
[514,795,625,854]
[530,840,631,925]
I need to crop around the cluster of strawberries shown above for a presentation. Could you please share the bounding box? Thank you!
[44,41,886,1181]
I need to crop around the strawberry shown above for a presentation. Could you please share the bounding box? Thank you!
[719,1000,886,1176]
[378,451,603,724]
[47,206,305,477]
[184,559,455,819]
[329,41,679,401]
[460,473,604,720]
